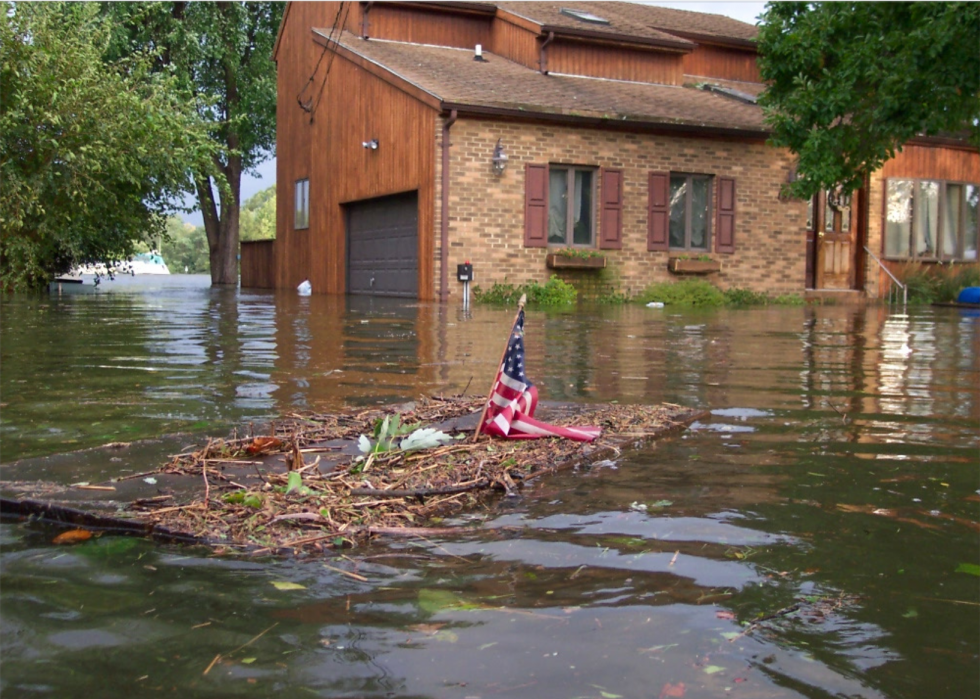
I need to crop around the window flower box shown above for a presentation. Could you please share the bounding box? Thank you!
[546,252,606,270]
[668,257,721,275]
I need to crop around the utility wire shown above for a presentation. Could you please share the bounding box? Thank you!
[296,2,345,112]
[309,0,352,123]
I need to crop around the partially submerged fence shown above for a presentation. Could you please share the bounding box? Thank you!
[241,240,276,289]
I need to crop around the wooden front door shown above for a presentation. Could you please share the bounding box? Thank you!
[812,189,856,290]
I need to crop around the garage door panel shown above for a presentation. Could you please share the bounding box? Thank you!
[346,193,418,298]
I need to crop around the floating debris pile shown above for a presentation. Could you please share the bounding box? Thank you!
[2,397,705,554]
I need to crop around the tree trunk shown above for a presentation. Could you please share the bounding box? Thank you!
[209,201,240,287]
[198,166,241,287]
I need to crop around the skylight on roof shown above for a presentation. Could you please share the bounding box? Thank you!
[560,8,610,25]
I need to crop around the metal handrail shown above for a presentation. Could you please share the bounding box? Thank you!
[864,246,907,306]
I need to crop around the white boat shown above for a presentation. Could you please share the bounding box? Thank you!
[128,252,171,275]
[76,251,171,276]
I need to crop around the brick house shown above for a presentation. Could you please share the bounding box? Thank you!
[245,1,979,300]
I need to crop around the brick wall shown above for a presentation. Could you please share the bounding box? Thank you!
[434,118,809,299]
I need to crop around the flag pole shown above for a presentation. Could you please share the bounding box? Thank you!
[472,293,526,442]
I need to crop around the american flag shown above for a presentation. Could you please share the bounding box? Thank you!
[481,309,600,441]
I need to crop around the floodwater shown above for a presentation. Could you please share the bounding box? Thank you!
[1,275,978,699]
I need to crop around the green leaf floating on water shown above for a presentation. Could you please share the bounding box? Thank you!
[955,562,980,576]
[417,589,483,614]
[271,581,306,591]
[75,536,139,558]
[703,665,725,674]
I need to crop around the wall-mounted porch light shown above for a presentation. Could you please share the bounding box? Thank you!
[492,138,508,174]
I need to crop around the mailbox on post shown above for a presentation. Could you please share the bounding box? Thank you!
[457,262,473,309]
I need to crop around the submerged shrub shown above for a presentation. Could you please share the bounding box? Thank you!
[894,262,980,304]
[474,275,577,306]
[723,287,770,306]
[636,279,726,307]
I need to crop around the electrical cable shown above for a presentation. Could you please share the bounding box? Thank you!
[295,2,345,112]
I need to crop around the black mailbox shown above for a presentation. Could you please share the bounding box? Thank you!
[457,262,473,282]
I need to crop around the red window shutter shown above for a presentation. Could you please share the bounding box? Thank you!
[647,171,669,251]
[599,168,623,250]
[524,164,548,248]
[715,177,736,254]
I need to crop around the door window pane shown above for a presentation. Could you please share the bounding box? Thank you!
[690,177,709,249]
[548,169,567,244]
[572,170,593,245]
[914,181,939,257]
[943,184,962,257]
[668,177,687,248]
[965,185,979,261]
[885,180,912,258]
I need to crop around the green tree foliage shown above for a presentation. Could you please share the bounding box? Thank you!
[239,185,277,241]
[160,217,210,274]
[102,2,284,286]
[0,3,210,292]
[758,2,980,199]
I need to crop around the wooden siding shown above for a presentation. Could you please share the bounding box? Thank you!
[881,144,980,182]
[491,15,540,70]
[241,240,277,289]
[364,4,490,48]
[274,1,328,291]
[304,47,438,298]
[683,44,759,83]
[548,40,684,84]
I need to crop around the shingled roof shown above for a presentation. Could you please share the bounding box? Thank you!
[498,2,758,47]
[318,29,768,136]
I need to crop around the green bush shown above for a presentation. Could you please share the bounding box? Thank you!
[551,247,605,259]
[894,262,980,304]
[723,287,770,306]
[474,275,577,306]
[636,281,805,307]
[636,279,726,306]
[594,288,632,304]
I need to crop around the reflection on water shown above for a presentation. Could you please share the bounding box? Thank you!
[1,277,978,698]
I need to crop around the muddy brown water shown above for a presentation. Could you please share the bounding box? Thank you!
[1,275,978,698]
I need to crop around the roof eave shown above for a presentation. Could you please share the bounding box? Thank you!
[440,101,770,140]
[539,24,695,53]
[657,29,757,51]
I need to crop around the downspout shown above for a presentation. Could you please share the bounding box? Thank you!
[440,109,458,302]
[539,31,555,74]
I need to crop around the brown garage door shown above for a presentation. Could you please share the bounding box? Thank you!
[346,192,418,297]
